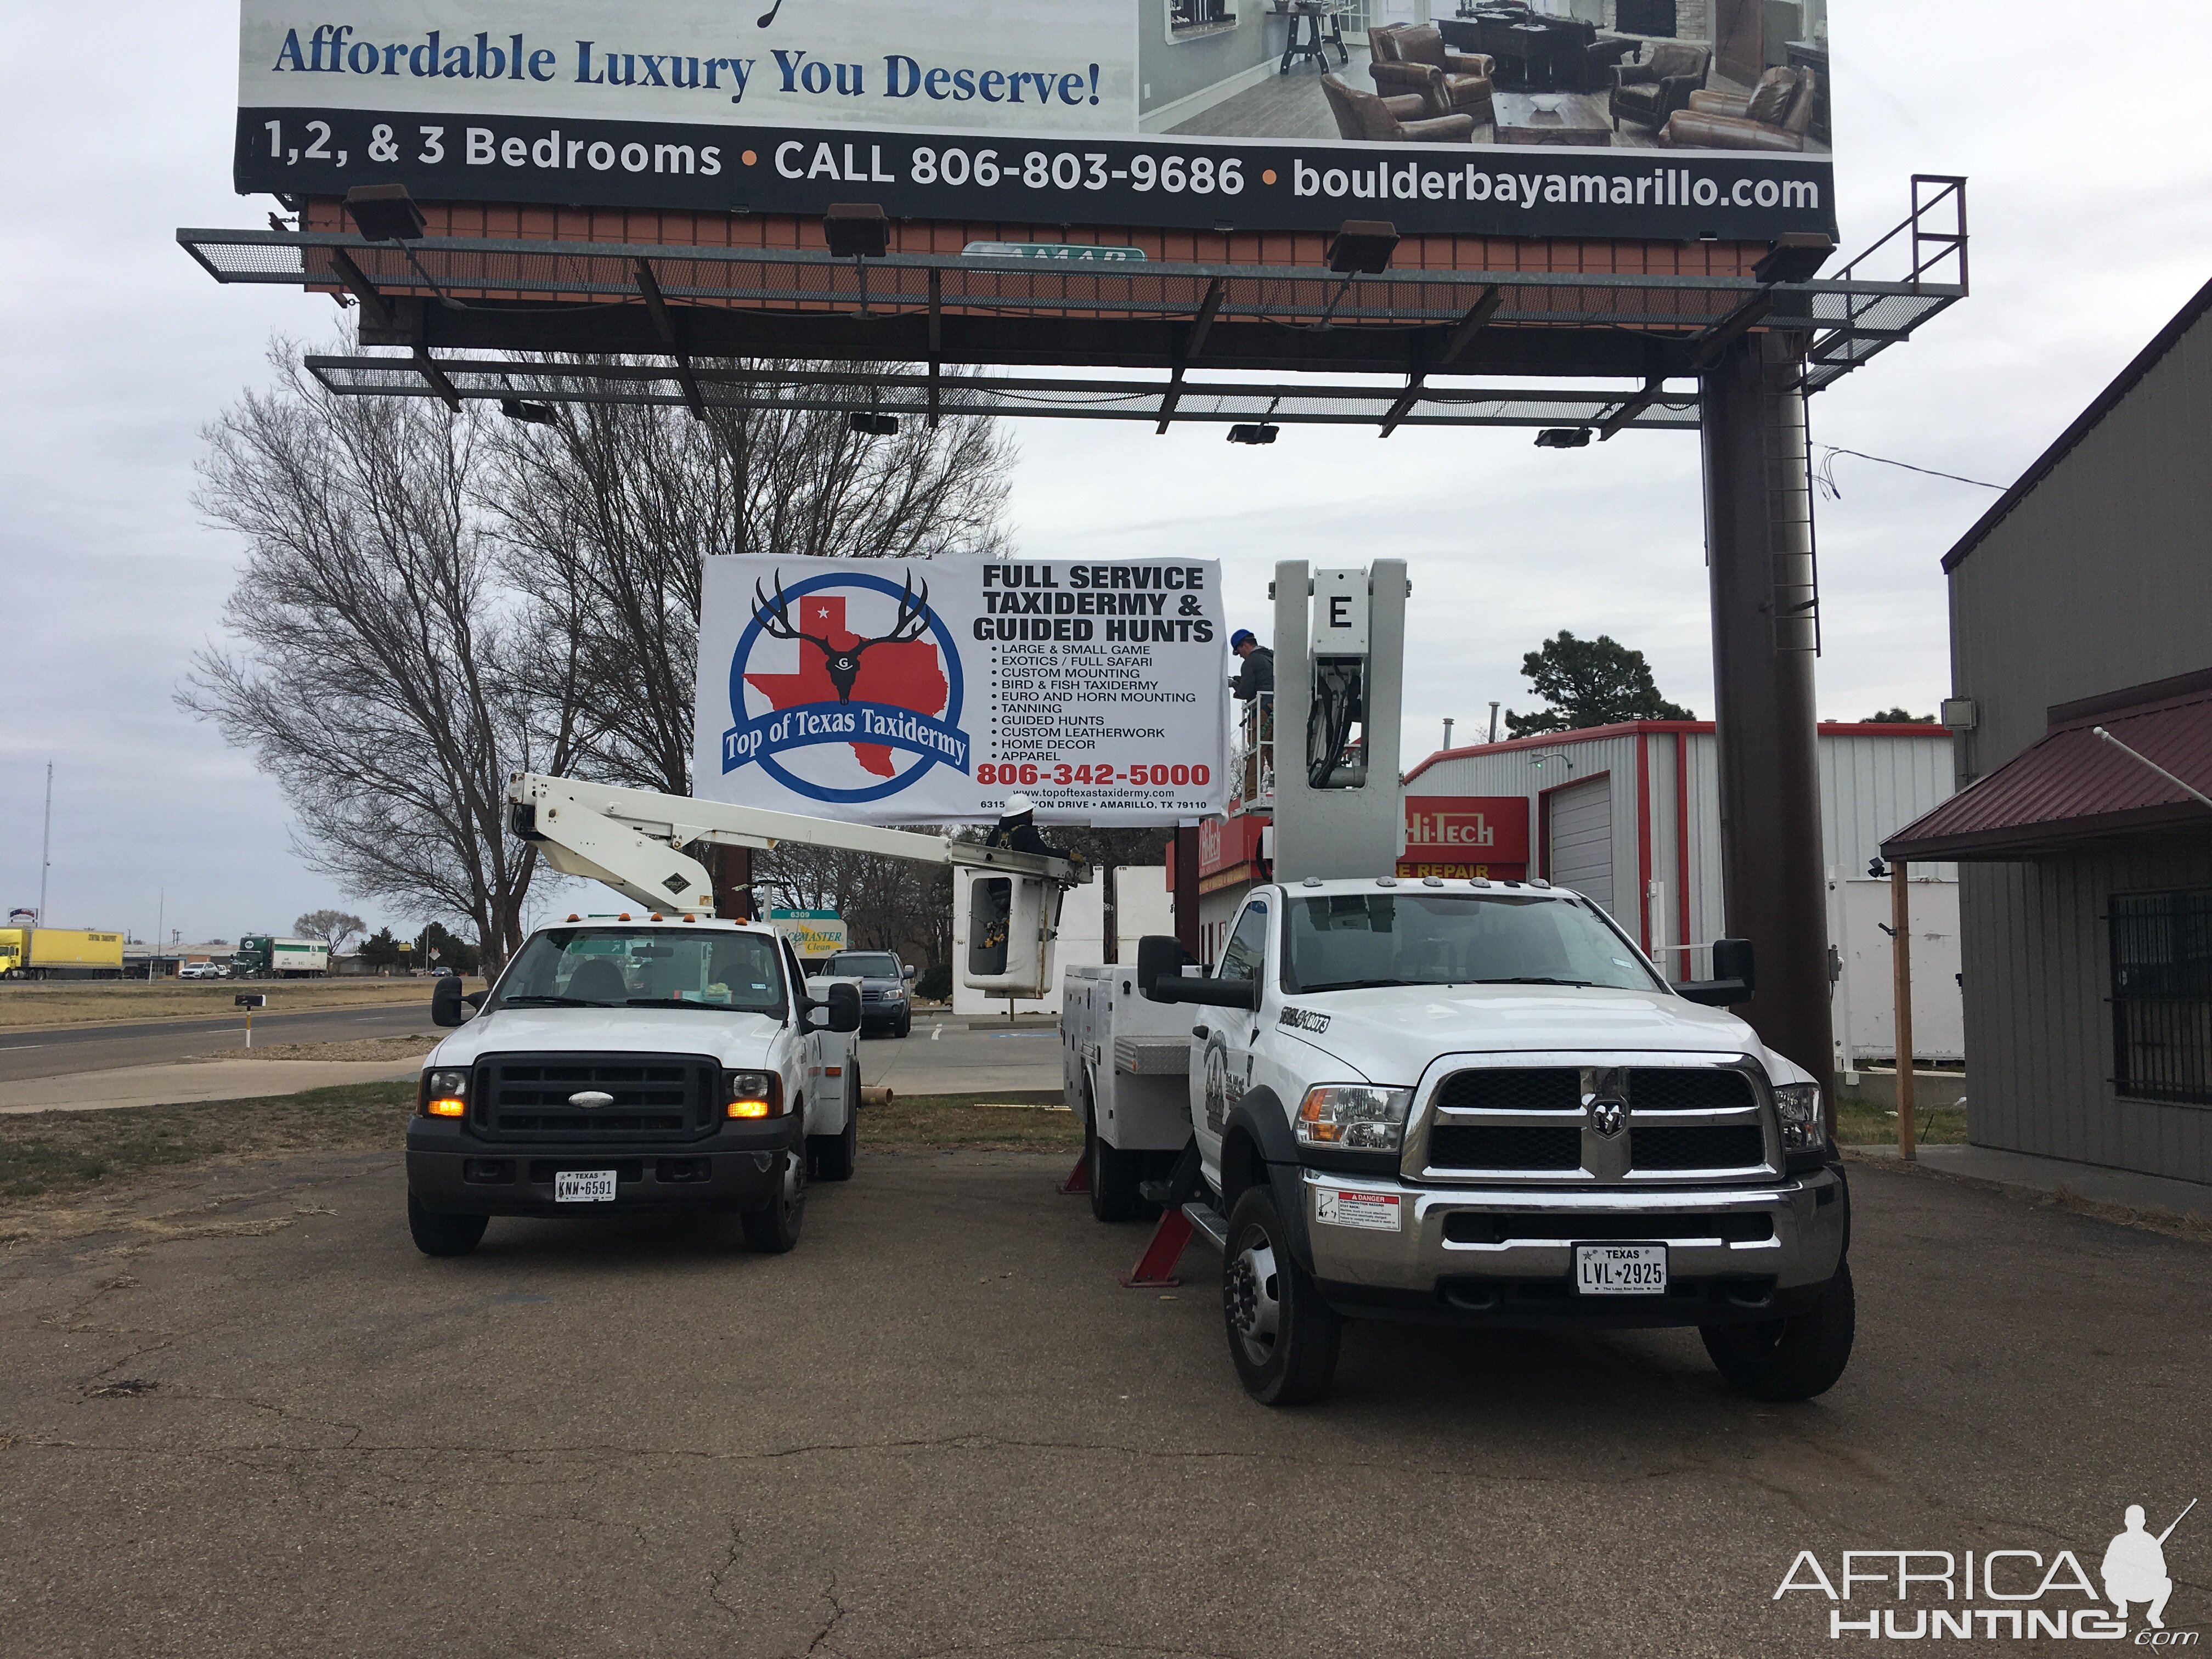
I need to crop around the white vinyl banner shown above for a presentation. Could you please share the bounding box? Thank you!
[691,557,1228,825]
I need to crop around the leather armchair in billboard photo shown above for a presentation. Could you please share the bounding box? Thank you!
[1369,24,1496,121]
[1657,66,1818,151]
[1322,73,1477,143]
[1608,42,1711,133]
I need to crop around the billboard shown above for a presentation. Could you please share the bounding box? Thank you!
[766,909,849,956]
[1397,794,1529,879]
[690,557,1229,825]
[235,2,1835,239]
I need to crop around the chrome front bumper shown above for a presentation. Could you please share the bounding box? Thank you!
[1300,1164,1847,1322]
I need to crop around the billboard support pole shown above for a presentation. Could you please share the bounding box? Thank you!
[711,844,754,923]
[1699,330,1835,1093]
[1174,825,1201,961]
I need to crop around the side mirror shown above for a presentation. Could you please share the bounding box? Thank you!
[1136,935,1260,1011]
[811,980,862,1033]
[901,963,917,980]
[1678,936,1756,1007]
[1136,935,1195,1000]
[431,975,468,1027]
[465,989,489,1010]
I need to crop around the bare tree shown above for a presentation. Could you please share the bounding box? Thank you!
[180,345,585,976]
[486,357,1016,795]
[295,909,368,955]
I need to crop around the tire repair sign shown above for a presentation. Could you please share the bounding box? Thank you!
[690,557,1229,825]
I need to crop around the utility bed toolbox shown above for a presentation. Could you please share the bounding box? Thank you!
[1062,964,1194,1155]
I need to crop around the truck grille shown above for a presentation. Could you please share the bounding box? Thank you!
[1428,1125,1583,1171]
[1627,1069,1756,1111]
[1629,1124,1766,1170]
[1435,1068,1580,1114]
[472,1054,719,1142]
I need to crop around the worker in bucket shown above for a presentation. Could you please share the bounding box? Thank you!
[2102,1503,2183,1628]
[985,793,1073,864]
[1228,628,1273,701]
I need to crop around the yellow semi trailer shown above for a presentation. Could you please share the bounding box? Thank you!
[0,928,126,980]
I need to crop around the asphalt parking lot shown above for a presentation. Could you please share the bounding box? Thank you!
[3,1151,2205,1657]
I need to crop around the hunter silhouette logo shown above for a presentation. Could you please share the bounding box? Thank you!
[721,567,970,806]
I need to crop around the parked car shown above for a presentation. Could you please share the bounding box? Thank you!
[821,950,916,1038]
[178,961,223,980]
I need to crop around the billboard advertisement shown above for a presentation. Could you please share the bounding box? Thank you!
[1397,794,1530,879]
[235,2,1835,239]
[690,557,1229,825]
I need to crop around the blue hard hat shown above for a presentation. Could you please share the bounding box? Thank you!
[1231,629,1256,648]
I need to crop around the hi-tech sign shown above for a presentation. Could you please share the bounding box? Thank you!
[1397,795,1528,880]
[234,2,1836,239]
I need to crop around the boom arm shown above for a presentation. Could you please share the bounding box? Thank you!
[505,773,1085,917]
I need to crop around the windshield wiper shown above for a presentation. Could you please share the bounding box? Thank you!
[618,997,759,1011]
[495,994,599,1007]
[1288,978,1424,993]
[1471,976,1598,988]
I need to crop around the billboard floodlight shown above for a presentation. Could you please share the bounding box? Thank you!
[345,183,426,242]
[1754,233,1836,285]
[500,398,557,427]
[1327,221,1400,275]
[1534,428,1592,449]
[823,203,890,259]
[1227,424,1279,445]
[849,413,899,436]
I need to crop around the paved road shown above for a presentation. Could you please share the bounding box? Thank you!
[0,1003,438,1082]
[3,1155,2204,1655]
[860,1018,1062,1096]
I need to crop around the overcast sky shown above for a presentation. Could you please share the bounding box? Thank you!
[5,1,2211,946]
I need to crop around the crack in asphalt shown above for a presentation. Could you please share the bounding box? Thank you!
[4,1427,1697,1487]
[806,1570,847,1657]
[707,1519,746,1625]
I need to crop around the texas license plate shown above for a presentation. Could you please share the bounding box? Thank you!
[1575,1243,1668,1295]
[554,1169,618,1203]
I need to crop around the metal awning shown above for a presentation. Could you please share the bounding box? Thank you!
[1885,671,2212,861]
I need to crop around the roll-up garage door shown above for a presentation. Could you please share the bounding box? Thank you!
[1545,776,1615,914]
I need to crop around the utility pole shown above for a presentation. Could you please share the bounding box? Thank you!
[39,762,53,925]
[156,889,165,979]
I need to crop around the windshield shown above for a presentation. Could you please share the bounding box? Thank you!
[486,928,787,1014]
[827,952,900,978]
[1280,893,1662,995]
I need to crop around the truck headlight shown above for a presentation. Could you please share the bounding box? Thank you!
[725,1070,779,1119]
[1295,1085,1413,1153]
[423,1069,467,1118]
[1773,1082,1824,1153]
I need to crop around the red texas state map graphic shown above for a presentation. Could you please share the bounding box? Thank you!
[743,594,951,778]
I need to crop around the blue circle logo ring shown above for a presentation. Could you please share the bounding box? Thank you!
[727,569,965,805]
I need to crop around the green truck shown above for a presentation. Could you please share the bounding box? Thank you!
[234,935,330,979]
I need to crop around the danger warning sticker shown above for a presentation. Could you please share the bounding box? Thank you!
[1314,1189,1404,1232]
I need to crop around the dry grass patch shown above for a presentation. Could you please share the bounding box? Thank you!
[0,978,476,1033]
[863,1091,1083,1154]
[185,1037,437,1064]
[1835,1099,1968,1147]
[0,1081,418,1210]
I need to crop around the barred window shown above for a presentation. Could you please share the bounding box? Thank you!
[2110,889,2212,1105]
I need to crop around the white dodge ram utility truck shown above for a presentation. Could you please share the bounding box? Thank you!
[1086,876,1851,1407]
[408,914,862,1258]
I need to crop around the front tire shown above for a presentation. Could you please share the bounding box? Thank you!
[894,1011,912,1039]
[408,1195,487,1257]
[740,1147,807,1253]
[1701,1259,1855,1401]
[1222,1187,1342,1406]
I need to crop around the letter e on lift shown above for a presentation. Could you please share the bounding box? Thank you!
[1311,567,1369,655]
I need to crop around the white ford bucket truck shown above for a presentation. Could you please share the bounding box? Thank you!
[1093,882,1852,1407]
[405,774,1082,1259]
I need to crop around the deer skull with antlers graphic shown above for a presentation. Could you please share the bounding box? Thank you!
[751,569,932,703]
